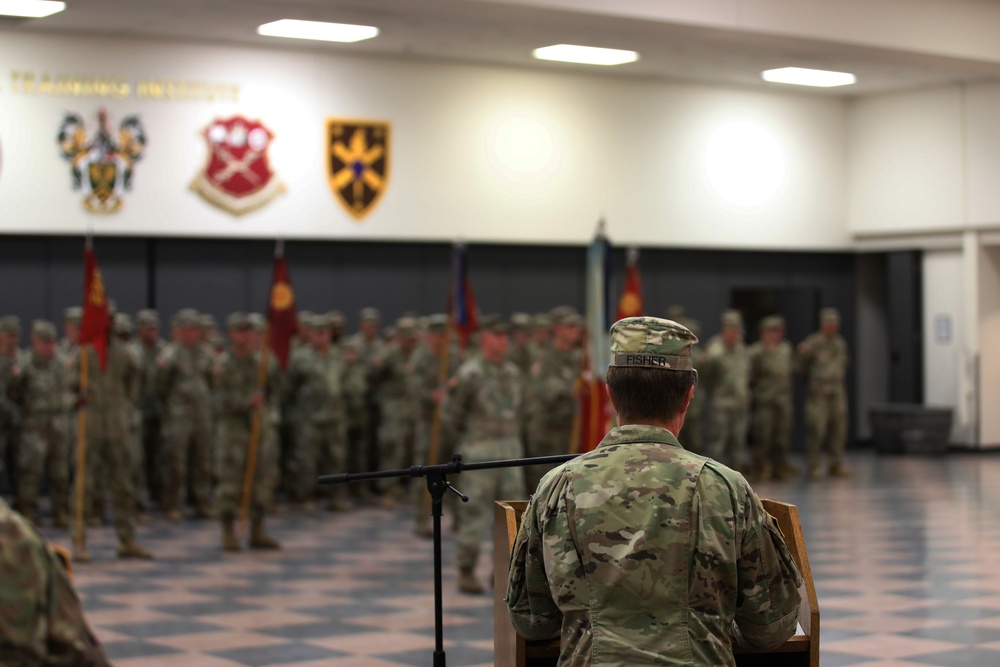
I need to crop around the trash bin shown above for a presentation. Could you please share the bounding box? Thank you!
[869,404,953,455]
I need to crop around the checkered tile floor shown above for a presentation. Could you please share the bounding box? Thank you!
[39,451,1000,666]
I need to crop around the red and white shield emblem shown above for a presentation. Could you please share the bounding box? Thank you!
[190,116,286,216]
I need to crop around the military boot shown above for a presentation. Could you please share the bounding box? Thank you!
[72,543,91,564]
[458,567,483,595]
[166,508,183,523]
[828,463,852,478]
[193,503,215,519]
[326,488,351,512]
[118,540,154,560]
[378,487,402,510]
[221,516,241,552]
[249,518,281,550]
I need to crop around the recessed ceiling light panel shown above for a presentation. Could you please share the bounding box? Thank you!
[257,19,379,43]
[532,44,639,67]
[0,0,65,18]
[762,67,856,88]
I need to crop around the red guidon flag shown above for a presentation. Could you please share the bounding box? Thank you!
[616,247,644,321]
[79,243,110,370]
[267,244,298,370]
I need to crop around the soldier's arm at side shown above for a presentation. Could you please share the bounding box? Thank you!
[505,495,563,640]
[732,487,803,649]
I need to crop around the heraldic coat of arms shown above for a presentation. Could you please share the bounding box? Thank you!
[190,116,286,216]
[58,109,146,214]
[327,118,390,221]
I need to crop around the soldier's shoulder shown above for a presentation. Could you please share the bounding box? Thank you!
[0,498,48,562]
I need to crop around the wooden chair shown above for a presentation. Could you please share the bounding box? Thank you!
[493,499,818,667]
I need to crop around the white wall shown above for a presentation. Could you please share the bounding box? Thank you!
[978,245,1000,446]
[0,32,850,248]
[922,250,967,439]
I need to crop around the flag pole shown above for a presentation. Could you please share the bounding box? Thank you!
[238,326,271,535]
[73,348,89,551]
[420,315,453,519]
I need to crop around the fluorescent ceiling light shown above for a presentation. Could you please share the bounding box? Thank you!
[533,44,639,66]
[257,19,378,43]
[762,67,856,88]
[0,0,65,18]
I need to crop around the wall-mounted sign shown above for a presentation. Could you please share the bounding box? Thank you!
[189,116,285,216]
[57,109,146,214]
[326,118,390,221]
[935,314,952,344]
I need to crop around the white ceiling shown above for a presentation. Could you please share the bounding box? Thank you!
[7,0,1000,96]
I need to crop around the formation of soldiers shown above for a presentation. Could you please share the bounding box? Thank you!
[0,302,848,580]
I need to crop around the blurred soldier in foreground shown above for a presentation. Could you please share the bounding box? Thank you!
[0,316,23,495]
[443,314,525,594]
[701,309,750,470]
[524,308,582,492]
[214,313,280,551]
[7,321,70,526]
[797,307,851,479]
[749,315,797,480]
[0,496,112,665]
[507,316,802,665]
[157,309,214,522]
[72,309,152,562]
[133,309,166,507]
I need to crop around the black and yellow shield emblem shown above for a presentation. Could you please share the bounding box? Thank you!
[327,118,389,221]
[88,162,117,204]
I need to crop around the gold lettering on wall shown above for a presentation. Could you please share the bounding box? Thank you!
[9,71,238,102]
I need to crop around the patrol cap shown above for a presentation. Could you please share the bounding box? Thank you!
[327,310,345,327]
[113,313,134,335]
[510,312,531,330]
[532,313,552,329]
[136,309,159,327]
[721,309,744,329]
[666,305,687,320]
[199,314,217,330]
[297,310,315,327]
[173,308,200,327]
[552,307,583,327]
[312,313,333,330]
[479,314,511,334]
[226,312,251,330]
[426,313,448,332]
[609,317,699,374]
[248,313,266,332]
[820,307,841,324]
[64,307,83,325]
[31,319,57,341]
[0,316,22,334]
[759,314,786,331]
[396,316,418,335]
[360,307,380,323]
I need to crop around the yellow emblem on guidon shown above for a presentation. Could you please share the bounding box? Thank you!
[326,118,390,221]
[270,281,294,311]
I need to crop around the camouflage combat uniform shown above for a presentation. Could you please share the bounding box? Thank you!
[749,327,794,479]
[156,339,215,517]
[130,316,166,505]
[0,497,111,666]
[0,328,23,495]
[7,345,70,525]
[443,331,525,583]
[797,313,849,476]
[371,335,417,499]
[524,344,581,492]
[701,316,750,469]
[507,316,801,667]
[345,327,384,492]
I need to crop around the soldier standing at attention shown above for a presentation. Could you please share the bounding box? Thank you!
[286,313,350,511]
[0,316,23,496]
[7,321,70,527]
[508,313,533,376]
[749,316,797,480]
[156,308,215,522]
[443,314,525,594]
[133,309,165,507]
[702,309,751,470]
[370,316,419,509]
[524,308,583,492]
[347,307,385,498]
[507,317,802,665]
[797,307,851,479]
[59,307,82,358]
[72,310,153,562]
[59,308,83,508]
[0,496,112,665]
[113,314,148,516]
[214,313,281,551]
[529,313,551,363]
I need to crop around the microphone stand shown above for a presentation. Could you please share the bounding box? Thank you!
[319,453,578,667]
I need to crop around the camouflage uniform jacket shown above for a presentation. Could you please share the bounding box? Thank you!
[129,339,166,419]
[286,348,346,425]
[372,344,415,412]
[154,343,212,414]
[748,340,793,404]
[213,351,280,429]
[795,333,848,396]
[0,350,23,427]
[701,336,750,409]
[75,343,140,438]
[528,346,581,431]
[7,352,70,423]
[407,345,459,423]
[443,355,523,448]
[508,343,533,377]
[0,498,111,666]
[507,424,802,667]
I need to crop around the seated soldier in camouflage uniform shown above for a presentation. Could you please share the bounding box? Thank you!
[0,496,111,666]
[507,316,802,666]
